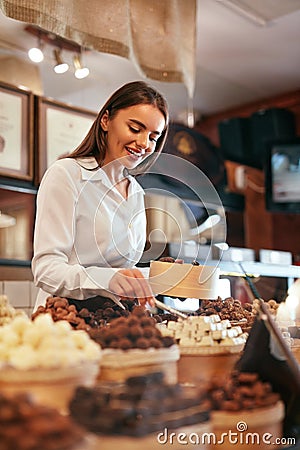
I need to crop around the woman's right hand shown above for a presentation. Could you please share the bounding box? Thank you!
[108,268,155,307]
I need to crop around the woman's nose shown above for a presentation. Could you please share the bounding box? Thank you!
[136,133,149,150]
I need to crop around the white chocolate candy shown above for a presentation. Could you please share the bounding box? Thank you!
[160,315,248,348]
[83,340,102,361]
[1,330,20,348]
[8,345,39,370]
[0,313,102,370]
[198,335,215,346]
[70,330,91,349]
[0,295,26,325]
[54,319,73,334]
[22,326,43,348]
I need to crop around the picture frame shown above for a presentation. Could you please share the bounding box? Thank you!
[0,185,36,262]
[0,82,34,180]
[36,97,97,183]
[264,137,300,214]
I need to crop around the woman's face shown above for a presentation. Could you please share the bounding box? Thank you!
[100,104,166,169]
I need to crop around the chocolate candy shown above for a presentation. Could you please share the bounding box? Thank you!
[31,296,137,331]
[70,372,209,436]
[207,371,280,411]
[88,309,175,350]
[0,392,85,450]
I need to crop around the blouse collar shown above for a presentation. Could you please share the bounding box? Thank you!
[76,157,144,195]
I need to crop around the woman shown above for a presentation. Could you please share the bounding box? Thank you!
[32,81,169,311]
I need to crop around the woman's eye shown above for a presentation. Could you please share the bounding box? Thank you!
[129,126,140,133]
[150,136,158,143]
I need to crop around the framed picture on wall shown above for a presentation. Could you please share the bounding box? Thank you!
[0,186,36,262]
[0,82,34,180]
[36,97,97,183]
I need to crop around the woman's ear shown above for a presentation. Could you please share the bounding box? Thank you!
[100,110,109,131]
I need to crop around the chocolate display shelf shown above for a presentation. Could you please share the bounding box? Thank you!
[69,372,211,449]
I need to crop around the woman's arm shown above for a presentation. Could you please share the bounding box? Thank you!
[32,162,118,300]
[32,161,154,306]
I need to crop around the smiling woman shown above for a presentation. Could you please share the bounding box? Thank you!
[31,81,169,313]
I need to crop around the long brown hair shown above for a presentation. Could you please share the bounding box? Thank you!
[67,81,169,175]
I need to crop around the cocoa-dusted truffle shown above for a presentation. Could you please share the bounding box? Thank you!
[149,338,163,348]
[131,305,146,317]
[110,317,127,328]
[113,324,130,339]
[119,338,133,350]
[102,329,118,344]
[129,325,144,339]
[135,337,151,349]
[127,316,140,327]
[109,339,120,349]
[140,316,156,327]
[88,308,176,350]
[143,326,155,338]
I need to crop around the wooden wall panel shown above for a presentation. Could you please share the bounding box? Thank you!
[195,90,300,147]
[195,90,300,258]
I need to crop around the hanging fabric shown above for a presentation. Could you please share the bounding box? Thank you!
[0,0,197,98]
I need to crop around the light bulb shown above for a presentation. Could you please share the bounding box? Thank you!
[75,67,89,79]
[28,47,44,63]
[54,62,69,74]
[53,49,69,74]
[73,54,89,79]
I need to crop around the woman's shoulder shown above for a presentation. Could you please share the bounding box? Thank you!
[40,157,93,188]
[45,157,97,176]
[46,157,78,171]
[40,158,77,181]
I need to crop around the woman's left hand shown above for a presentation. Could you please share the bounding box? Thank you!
[108,268,155,307]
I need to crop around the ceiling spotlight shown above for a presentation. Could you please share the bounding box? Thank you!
[28,46,44,63]
[73,54,89,79]
[28,38,44,63]
[53,48,69,74]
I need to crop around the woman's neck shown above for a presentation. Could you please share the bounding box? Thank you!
[101,160,126,184]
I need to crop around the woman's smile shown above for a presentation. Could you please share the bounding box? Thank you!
[125,146,144,158]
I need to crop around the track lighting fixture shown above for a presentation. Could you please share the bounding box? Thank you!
[25,25,90,79]
[73,54,89,79]
[53,48,69,74]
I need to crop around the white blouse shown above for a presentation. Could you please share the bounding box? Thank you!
[32,157,146,309]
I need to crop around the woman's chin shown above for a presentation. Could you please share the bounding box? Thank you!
[123,156,143,169]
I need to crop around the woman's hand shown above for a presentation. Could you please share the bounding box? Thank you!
[108,268,155,307]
